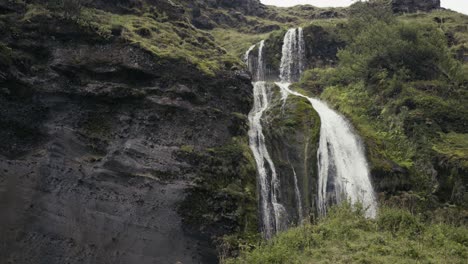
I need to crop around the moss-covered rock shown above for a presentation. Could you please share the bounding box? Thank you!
[262,83,321,222]
[177,136,259,257]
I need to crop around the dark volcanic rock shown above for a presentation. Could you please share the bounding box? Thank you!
[303,25,346,67]
[0,7,253,264]
[254,24,281,33]
[392,0,440,13]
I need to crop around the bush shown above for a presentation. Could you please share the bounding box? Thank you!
[347,0,395,39]
[227,204,468,264]
[338,21,460,87]
[377,207,424,236]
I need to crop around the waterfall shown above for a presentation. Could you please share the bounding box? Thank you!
[277,28,377,218]
[276,83,378,218]
[247,41,287,239]
[245,27,377,239]
[244,44,256,74]
[290,163,304,222]
[280,28,306,83]
[244,44,256,63]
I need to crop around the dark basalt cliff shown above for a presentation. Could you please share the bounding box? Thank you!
[0,2,253,263]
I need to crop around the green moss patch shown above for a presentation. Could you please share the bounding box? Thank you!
[433,132,468,168]
[178,137,259,256]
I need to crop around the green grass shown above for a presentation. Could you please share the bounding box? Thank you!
[400,10,468,48]
[400,10,468,70]
[75,8,240,75]
[433,132,468,167]
[179,136,259,255]
[226,203,468,264]
[320,82,416,170]
[20,3,242,76]
[21,4,51,22]
[210,28,270,59]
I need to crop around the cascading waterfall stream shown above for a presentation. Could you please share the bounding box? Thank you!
[289,163,304,222]
[279,28,306,84]
[277,28,377,218]
[246,27,377,239]
[246,41,287,239]
[276,83,378,218]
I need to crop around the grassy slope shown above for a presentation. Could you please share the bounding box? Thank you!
[208,5,346,59]
[227,8,468,263]
[21,3,240,76]
[227,203,468,264]
[316,10,468,201]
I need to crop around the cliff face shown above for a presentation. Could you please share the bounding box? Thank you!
[0,2,253,263]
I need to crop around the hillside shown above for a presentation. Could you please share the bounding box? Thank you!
[0,0,467,263]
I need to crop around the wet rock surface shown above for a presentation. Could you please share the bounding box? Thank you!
[263,85,321,224]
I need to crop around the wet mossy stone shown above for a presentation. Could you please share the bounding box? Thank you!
[263,84,321,222]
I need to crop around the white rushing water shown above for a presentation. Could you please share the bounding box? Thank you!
[245,27,377,239]
[276,83,378,218]
[277,28,377,218]
[290,163,304,222]
[280,28,306,84]
[246,41,287,239]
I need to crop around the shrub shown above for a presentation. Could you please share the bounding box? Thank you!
[338,21,460,88]
[377,207,424,236]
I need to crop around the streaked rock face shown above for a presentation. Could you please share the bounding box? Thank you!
[0,11,253,263]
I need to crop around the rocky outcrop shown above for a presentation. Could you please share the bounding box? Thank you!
[392,0,440,13]
[215,0,265,16]
[250,26,344,82]
[0,5,253,264]
[263,85,321,223]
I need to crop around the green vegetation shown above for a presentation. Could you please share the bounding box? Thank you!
[210,28,270,59]
[76,8,239,75]
[400,10,468,61]
[227,203,468,264]
[321,82,416,170]
[290,1,468,208]
[178,136,260,256]
[20,2,241,75]
[261,85,321,220]
[433,132,468,168]
[3,0,467,261]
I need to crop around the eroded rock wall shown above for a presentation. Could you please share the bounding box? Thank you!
[0,6,253,264]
